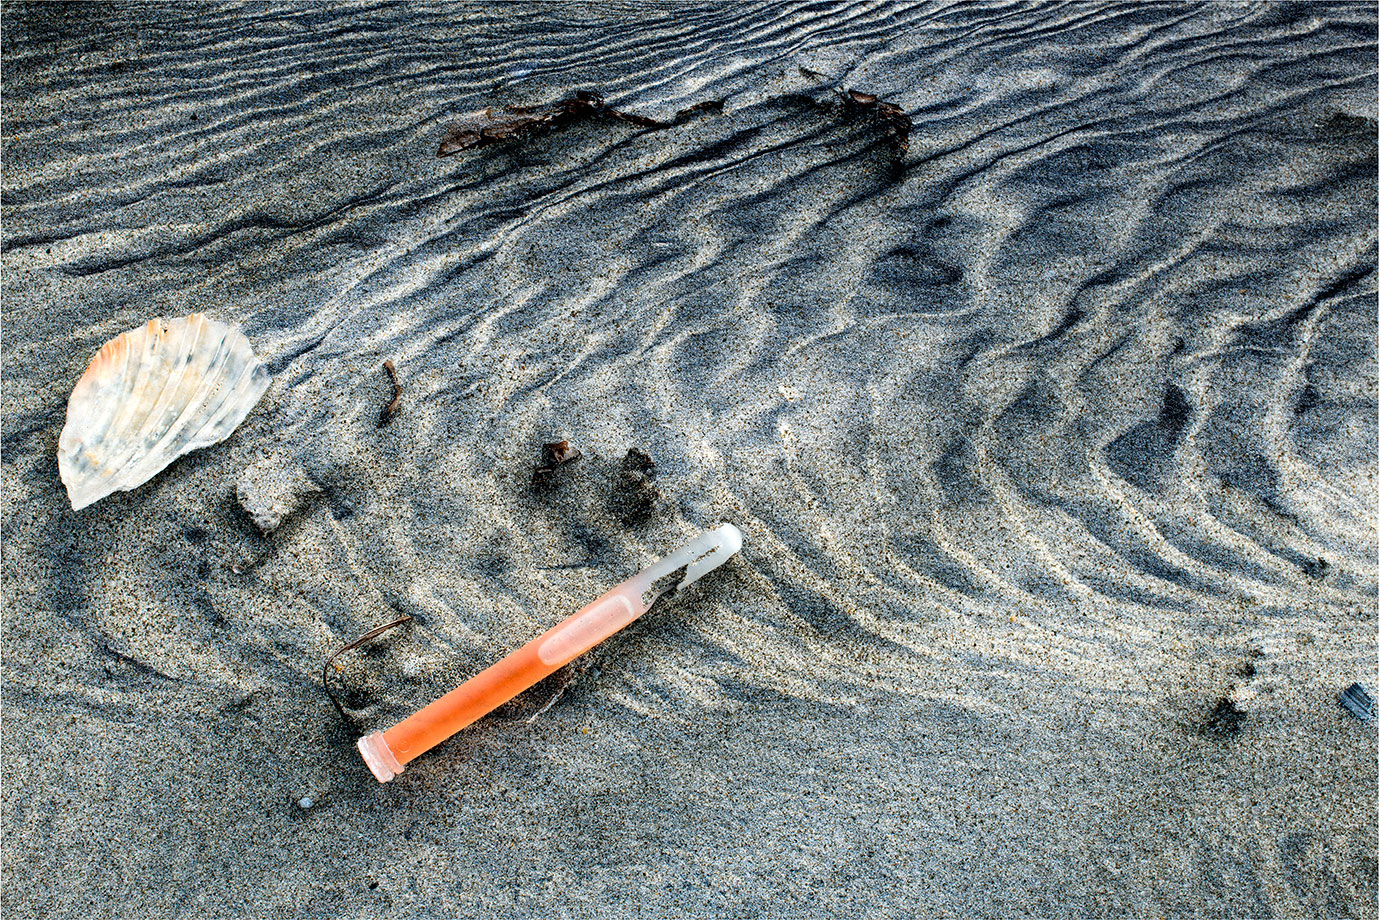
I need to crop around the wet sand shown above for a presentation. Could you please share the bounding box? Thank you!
[3,3,1376,917]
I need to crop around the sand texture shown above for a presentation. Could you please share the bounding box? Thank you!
[3,2,1377,917]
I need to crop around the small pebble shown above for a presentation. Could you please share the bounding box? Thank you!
[297,796,314,810]
[236,457,318,535]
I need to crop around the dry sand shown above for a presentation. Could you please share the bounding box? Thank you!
[3,3,1376,917]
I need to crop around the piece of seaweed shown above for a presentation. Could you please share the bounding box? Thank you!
[378,360,402,426]
[439,91,722,156]
[322,615,413,720]
[837,89,912,154]
[437,86,909,164]
[531,439,583,490]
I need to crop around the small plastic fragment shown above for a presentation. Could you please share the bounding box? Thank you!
[297,796,314,810]
[1339,683,1375,723]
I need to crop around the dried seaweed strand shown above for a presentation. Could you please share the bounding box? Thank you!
[531,438,582,488]
[378,359,402,426]
[437,86,906,164]
[438,91,723,157]
[322,614,413,720]
[838,89,911,154]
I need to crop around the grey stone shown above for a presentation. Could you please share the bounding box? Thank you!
[235,458,318,535]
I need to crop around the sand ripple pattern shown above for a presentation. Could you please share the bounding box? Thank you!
[3,3,1376,918]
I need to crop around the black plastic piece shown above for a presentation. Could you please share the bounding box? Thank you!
[1339,683,1375,724]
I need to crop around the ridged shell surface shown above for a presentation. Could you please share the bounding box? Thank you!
[58,314,271,510]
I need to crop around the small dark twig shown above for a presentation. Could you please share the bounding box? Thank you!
[322,614,413,720]
[379,360,402,426]
[670,98,724,123]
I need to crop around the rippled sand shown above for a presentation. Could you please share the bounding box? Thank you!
[3,3,1376,917]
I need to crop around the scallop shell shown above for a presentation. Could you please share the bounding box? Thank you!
[58,314,271,510]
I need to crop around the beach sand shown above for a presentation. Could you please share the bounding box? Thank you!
[3,3,1376,917]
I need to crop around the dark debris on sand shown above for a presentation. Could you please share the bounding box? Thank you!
[531,439,582,490]
[438,91,723,156]
[836,88,911,154]
[321,614,414,721]
[437,85,910,161]
[1314,110,1378,141]
[378,360,402,427]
